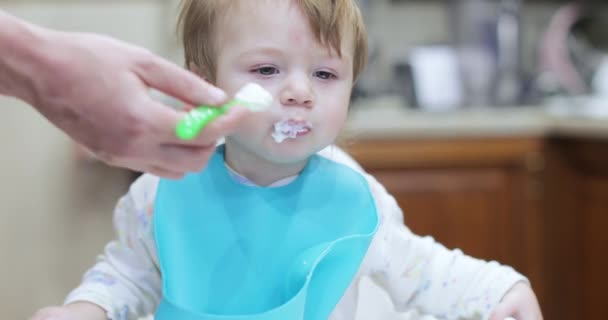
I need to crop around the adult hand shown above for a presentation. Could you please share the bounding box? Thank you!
[1,11,249,178]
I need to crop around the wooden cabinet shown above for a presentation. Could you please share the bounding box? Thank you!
[343,137,546,307]
[342,136,608,320]
[542,137,608,320]
[374,167,513,262]
[583,178,608,320]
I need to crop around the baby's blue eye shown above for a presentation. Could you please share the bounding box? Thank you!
[315,71,335,80]
[254,67,279,75]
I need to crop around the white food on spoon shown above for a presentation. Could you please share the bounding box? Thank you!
[235,83,273,112]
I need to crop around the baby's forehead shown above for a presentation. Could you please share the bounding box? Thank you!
[215,2,356,58]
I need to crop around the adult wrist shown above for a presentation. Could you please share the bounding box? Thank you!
[0,11,53,105]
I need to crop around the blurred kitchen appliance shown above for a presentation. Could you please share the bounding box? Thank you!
[409,46,464,111]
[449,0,523,107]
[538,1,608,97]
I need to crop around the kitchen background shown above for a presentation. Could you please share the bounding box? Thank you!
[1,0,607,319]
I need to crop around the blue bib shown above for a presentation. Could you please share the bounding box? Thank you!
[154,146,378,320]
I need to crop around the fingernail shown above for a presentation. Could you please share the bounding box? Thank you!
[208,88,227,104]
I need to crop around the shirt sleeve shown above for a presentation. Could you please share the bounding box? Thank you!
[364,173,528,320]
[64,174,162,320]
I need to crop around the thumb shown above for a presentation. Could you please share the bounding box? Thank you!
[133,53,228,106]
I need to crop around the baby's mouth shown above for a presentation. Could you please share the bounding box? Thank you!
[271,119,312,143]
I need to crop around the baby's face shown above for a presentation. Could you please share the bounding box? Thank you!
[214,0,354,165]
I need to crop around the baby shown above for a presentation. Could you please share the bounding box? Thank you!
[32,1,542,320]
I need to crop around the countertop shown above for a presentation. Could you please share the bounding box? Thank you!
[344,97,608,140]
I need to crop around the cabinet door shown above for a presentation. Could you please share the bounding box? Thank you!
[370,168,514,263]
[344,138,545,311]
[584,178,608,320]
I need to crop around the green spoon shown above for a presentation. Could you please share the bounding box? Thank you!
[175,83,273,140]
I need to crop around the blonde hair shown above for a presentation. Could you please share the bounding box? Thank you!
[178,0,368,83]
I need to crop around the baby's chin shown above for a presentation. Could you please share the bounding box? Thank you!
[262,144,320,165]
[264,134,338,162]
[227,133,333,165]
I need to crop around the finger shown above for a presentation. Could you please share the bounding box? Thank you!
[182,103,196,111]
[162,104,251,146]
[189,105,251,145]
[146,165,186,180]
[138,97,192,141]
[133,54,228,106]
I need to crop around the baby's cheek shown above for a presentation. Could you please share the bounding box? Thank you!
[228,117,271,147]
[325,109,349,134]
[237,116,266,136]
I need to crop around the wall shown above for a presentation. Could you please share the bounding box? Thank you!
[0,1,168,318]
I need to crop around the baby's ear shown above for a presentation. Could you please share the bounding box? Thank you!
[188,62,211,81]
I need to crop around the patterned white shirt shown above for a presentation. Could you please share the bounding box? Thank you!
[65,146,526,320]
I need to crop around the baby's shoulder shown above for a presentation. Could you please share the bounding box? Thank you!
[318,147,404,225]
[126,173,161,210]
